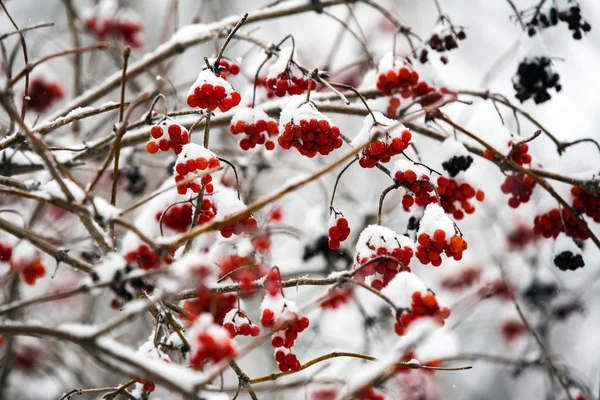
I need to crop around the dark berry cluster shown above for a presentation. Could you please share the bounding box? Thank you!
[419,28,466,64]
[501,174,536,208]
[120,166,147,195]
[229,109,279,151]
[328,213,350,250]
[442,155,474,177]
[571,186,600,223]
[91,262,154,304]
[416,230,467,266]
[186,70,242,112]
[527,4,591,39]
[394,291,451,335]
[0,242,12,263]
[278,113,342,158]
[437,176,485,220]
[27,78,64,114]
[513,57,561,104]
[554,250,585,271]
[146,119,190,155]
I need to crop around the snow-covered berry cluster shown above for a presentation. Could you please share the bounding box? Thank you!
[124,244,173,270]
[328,212,350,250]
[229,108,279,150]
[261,293,309,372]
[416,204,467,266]
[419,23,467,64]
[184,288,237,325]
[145,118,190,155]
[393,161,438,211]
[173,143,220,195]
[533,208,588,240]
[278,98,342,157]
[508,141,533,165]
[189,315,237,368]
[527,2,592,39]
[11,241,46,285]
[353,225,414,289]
[375,53,420,95]
[223,309,261,337]
[219,253,268,296]
[513,57,561,104]
[266,46,316,97]
[186,69,242,112]
[212,189,258,238]
[27,78,64,114]
[204,58,241,78]
[501,174,536,208]
[91,254,154,303]
[553,234,585,271]
[352,113,412,168]
[395,291,451,335]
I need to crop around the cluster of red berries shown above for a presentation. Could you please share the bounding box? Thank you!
[501,174,536,208]
[219,254,267,296]
[219,215,258,238]
[155,203,192,233]
[184,288,237,325]
[508,141,533,165]
[190,329,237,367]
[358,126,412,168]
[321,288,351,309]
[223,311,261,337]
[507,224,535,250]
[416,230,467,266]
[84,15,143,47]
[385,96,402,117]
[275,348,302,372]
[186,70,242,112]
[328,213,350,250]
[252,234,271,254]
[206,58,241,78]
[278,107,343,157]
[138,380,156,393]
[229,109,279,151]
[533,208,588,240]
[15,258,46,285]
[354,227,414,290]
[395,169,437,211]
[376,63,420,95]
[440,266,482,291]
[356,387,385,400]
[145,119,190,155]
[197,198,217,225]
[174,145,220,195]
[268,313,310,349]
[27,78,65,114]
[266,72,317,97]
[0,243,12,263]
[394,291,451,336]
[124,244,172,270]
[501,319,526,343]
[571,186,600,223]
[437,176,485,220]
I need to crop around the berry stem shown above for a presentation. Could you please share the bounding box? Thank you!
[213,13,249,74]
[145,94,169,125]
[377,183,401,225]
[327,81,377,121]
[329,156,358,211]
[218,157,241,199]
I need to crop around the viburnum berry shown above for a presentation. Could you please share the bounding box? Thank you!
[265,46,316,97]
[356,386,385,400]
[440,266,482,291]
[190,314,237,367]
[321,288,352,309]
[27,77,64,114]
[91,254,155,303]
[393,160,437,211]
[394,291,451,336]
[328,212,350,250]
[419,21,467,64]
[507,223,536,250]
[173,143,220,195]
[437,176,485,220]
[526,3,592,40]
[571,185,600,223]
[203,58,241,78]
[84,5,143,48]
[155,202,193,233]
[442,155,474,177]
[184,288,237,325]
[385,95,402,117]
[501,174,536,208]
[219,253,268,296]
[553,234,585,271]
[186,69,242,112]
[508,141,532,165]
[212,189,258,238]
[416,204,467,266]
[270,313,310,349]
[124,244,173,270]
[278,98,342,157]
[501,319,526,343]
[274,348,302,372]
[230,108,279,150]
[223,309,261,338]
[353,112,412,168]
[197,198,217,225]
[0,242,12,263]
[353,225,414,290]
[11,241,46,285]
[513,57,561,104]
[145,118,190,155]
[375,53,420,95]
[533,208,588,240]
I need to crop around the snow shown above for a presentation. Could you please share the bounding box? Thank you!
[231,107,272,124]
[279,95,333,129]
[91,197,121,222]
[213,187,246,218]
[267,45,295,79]
[10,240,39,271]
[351,112,403,148]
[88,252,127,283]
[355,225,415,257]
[381,272,428,309]
[553,233,582,256]
[417,204,456,241]
[187,69,235,99]
[38,179,85,202]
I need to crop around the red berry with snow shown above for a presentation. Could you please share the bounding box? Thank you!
[230,108,279,150]
[223,310,261,338]
[173,143,220,195]
[415,204,468,266]
[124,244,172,270]
[375,54,420,96]
[437,176,485,220]
[571,185,600,223]
[328,213,351,250]
[145,118,190,155]
[11,241,47,285]
[184,288,237,325]
[394,291,451,335]
[353,113,412,168]
[190,315,237,367]
[186,69,242,112]
[155,202,193,233]
[508,141,533,165]
[278,99,342,158]
[265,46,316,97]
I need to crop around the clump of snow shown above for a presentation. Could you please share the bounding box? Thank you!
[355,225,415,256]
[175,143,217,166]
[438,137,471,161]
[91,197,121,222]
[187,69,234,99]
[392,159,430,178]
[212,187,247,218]
[137,337,170,364]
[90,252,127,283]
[278,96,332,129]
[10,240,39,271]
[351,112,404,148]
[39,179,85,202]
[231,107,272,125]
[267,46,295,79]
[170,252,220,287]
[381,272,428,309]
[553,233,582,256]
[417,204,456,241]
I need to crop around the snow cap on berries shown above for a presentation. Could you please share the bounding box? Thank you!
[382,272,429,309]
[417,204,456,243]
[279,96,333,132]
[355,225,415,256]
[351,112,398,148]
